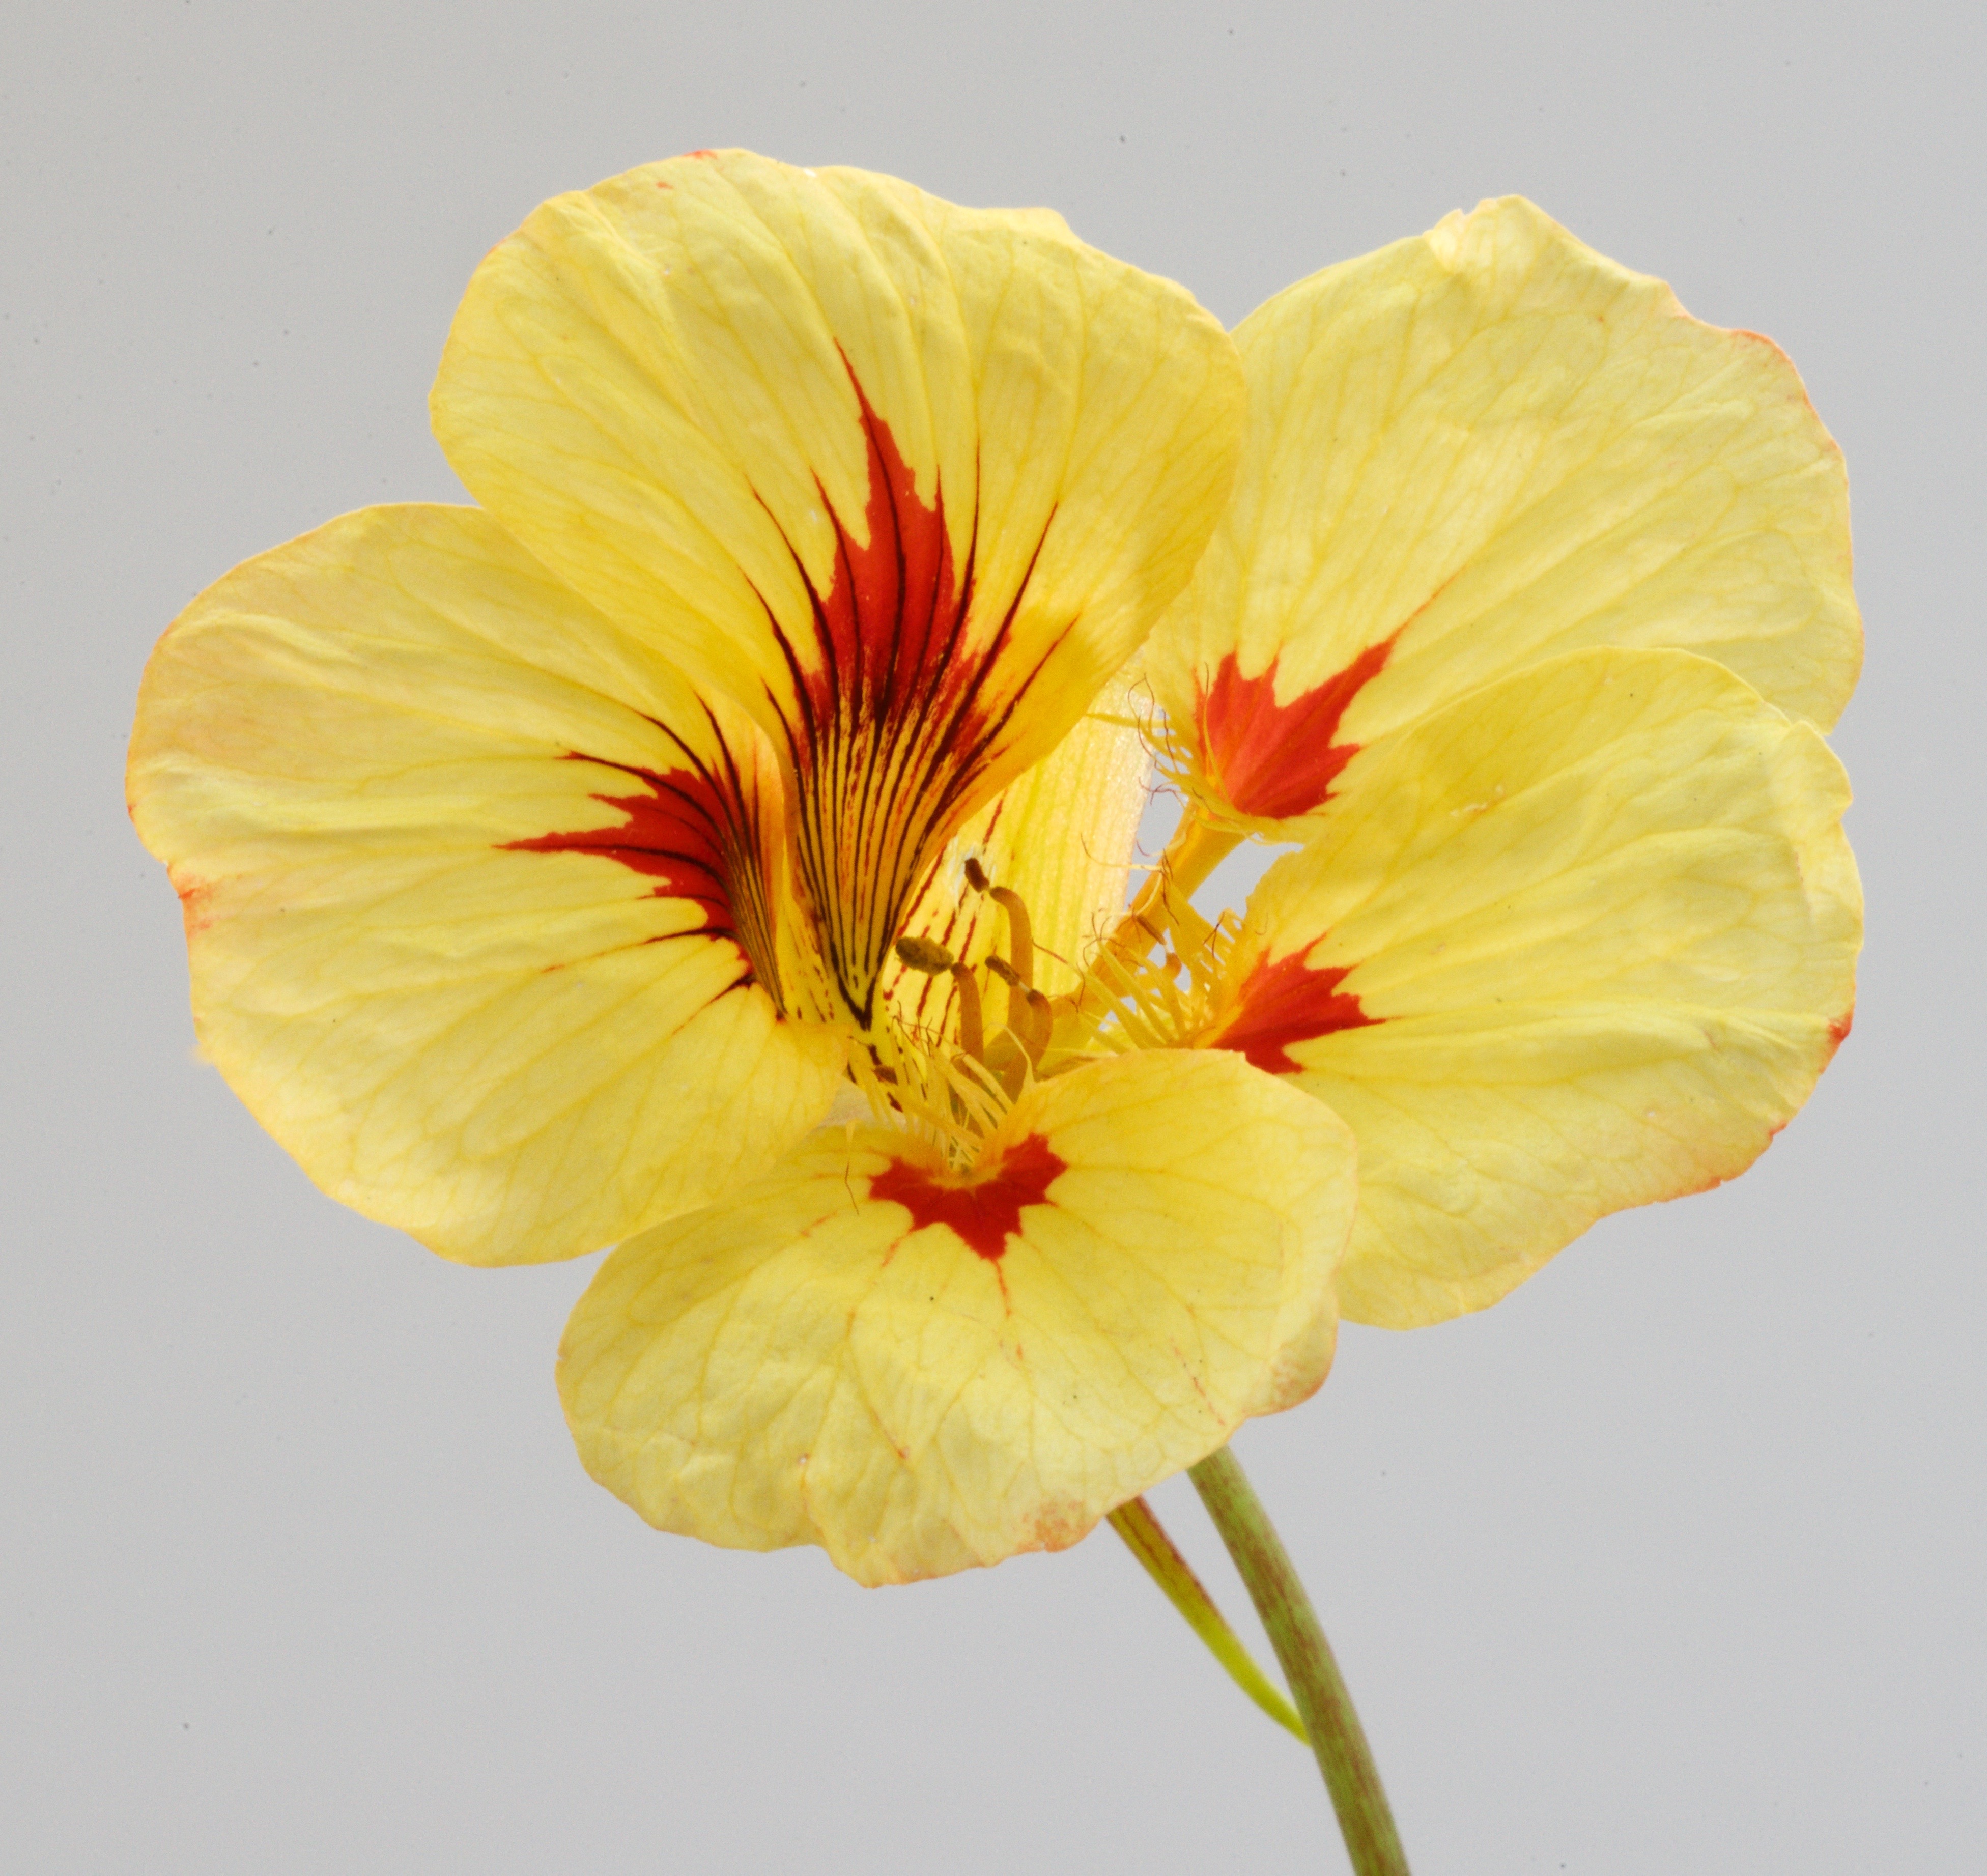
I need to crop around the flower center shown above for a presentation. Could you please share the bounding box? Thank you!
[847,864,1056,1160]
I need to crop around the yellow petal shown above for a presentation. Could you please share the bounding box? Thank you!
[1201,647,1860,1326]
[558,1048,1352,1585]
[433,149,1242,1026]
[884,677,1151,1046]
[1149,195,1860,832]
[127,504,846,1265]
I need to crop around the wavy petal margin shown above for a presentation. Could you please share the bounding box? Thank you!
[434,149,1242,1024]
[127,504,846,1264]
[1149,195,1860,834]
[558,1049,1353,1584]
[1204,647,1861,1326]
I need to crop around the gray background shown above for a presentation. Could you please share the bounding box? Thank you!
[5,3,1980,1870]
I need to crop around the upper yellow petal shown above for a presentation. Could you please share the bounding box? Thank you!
[127,503,846,1265]
[1148,195,1860,833]
[1203,646,1861,1325]
[433,150,1243,1026]
[557,1048,1352,1585]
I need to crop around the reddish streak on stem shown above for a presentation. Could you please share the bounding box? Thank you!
[1197,638,1397,820]
[1212,949,1378,1076]
[869,1133,1068,1262]
[503,758,741,944]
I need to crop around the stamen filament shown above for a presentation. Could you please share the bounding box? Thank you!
[990,885,1034,987]
[1020,985,1051,1064]
[949,962,984,1063]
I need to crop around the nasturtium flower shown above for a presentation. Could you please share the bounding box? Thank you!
[128,162,1860,1587]
[128,151,1354,1585]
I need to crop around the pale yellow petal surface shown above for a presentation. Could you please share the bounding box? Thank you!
[558,1049,1352,1585]
[885,678,1151,1045]
[433,150,1241,1024]
[1206,647,1860,1326]
[128,504,845,1265]
[1150,195,1859,830]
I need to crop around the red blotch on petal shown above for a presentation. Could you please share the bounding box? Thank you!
[1828,1006,1854,1049]
[799,368,972,744]
[1196,638,1396,820]
[502,755,775,989]
[869,1132,1067,1262]
[1210,948,1379,1075]
[756,360,1056,1027]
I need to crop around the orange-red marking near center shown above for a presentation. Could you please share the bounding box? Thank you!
[504,756,745,943]
[1210,949,1379,1075]
[1196,638,1396,820]
[869,1133,1068,1261]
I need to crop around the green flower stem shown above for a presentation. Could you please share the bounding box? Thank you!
[1188,1444,1411,1876]
[1108,1496,1309,1744]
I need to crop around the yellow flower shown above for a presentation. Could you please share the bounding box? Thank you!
[127,151,1355,1585]
[1134,195,1862,1327]
[127,164,1860,1587]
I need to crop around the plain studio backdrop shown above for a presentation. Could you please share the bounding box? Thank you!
[4,4,1979,1870]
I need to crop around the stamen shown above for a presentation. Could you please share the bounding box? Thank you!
[949,963,985,1064]
[959,855,1036,989]
[981,1033,1029,1101]
[1019,985,1052,1065]
[989,886,1034,988]
[1092,949,1169,1049]
[981,957,1047,1065]
[887,865,1063,1113]
[853,1023,1008,1168]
